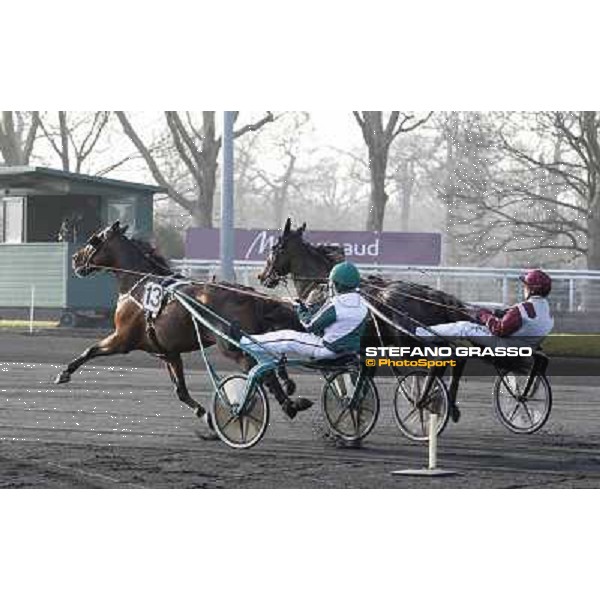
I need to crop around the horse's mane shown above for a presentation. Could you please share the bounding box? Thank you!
[365,274,466,310]
[129,237,172,273]
[303,241,345,266]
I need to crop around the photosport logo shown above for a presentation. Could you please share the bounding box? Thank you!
[362,344,534,375]
[360,336,600,378]
[364,345,533,369]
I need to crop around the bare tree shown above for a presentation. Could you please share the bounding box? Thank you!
[37,111,111,172]
[0,111,39,165]
[352,111,432,231]
[387,131,443,232]
[451,112,599,269]
[248,113,310,228]
[116,111,275,228]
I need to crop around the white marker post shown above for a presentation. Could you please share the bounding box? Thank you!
[29,285,35,335]
[392,413,459,478]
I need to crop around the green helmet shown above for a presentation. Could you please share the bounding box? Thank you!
[329,261,360,292]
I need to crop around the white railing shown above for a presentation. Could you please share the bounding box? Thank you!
[171,259,600,313]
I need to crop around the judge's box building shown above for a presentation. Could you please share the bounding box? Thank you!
[0,166,163,326]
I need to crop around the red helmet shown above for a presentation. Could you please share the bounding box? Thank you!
[519,269,552,296]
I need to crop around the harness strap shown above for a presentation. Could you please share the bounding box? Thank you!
[146,315,168,357]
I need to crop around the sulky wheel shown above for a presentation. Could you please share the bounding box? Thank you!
[321,370,380,442]
[493,372,552,434]
[211,374,270,449]
[393,370,450,442]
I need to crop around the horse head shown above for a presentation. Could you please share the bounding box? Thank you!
[258,217,307,288]
[72,221,129,277]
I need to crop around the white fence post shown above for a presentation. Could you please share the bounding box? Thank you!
[502,275,509,305]
[428,413,438,470]
[569,278,575,312]
[29,285,35,335]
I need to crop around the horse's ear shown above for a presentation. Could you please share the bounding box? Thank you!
[119,224,129,236]
[283,218,291,236]
[297,222,306,235]
[111,221,121,231]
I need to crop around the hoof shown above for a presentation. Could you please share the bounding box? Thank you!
[55,372,71,385]
[197,411,219,441]
[202,411,215,431]
[293,397,313,412]
[450,404,461,423]
[282,401,298,420]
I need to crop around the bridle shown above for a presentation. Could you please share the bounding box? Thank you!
[259,240,288,287]
[74,233,105,276]
[261,236,338,292]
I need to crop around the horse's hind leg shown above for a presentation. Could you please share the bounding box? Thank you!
[448,358,467,423]
[55,333,129,384]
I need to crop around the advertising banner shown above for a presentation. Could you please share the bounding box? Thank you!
[185,228,442,265]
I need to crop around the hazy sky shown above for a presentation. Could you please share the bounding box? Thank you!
[31,111,366,185]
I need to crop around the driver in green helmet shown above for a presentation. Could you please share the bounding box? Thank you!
[236,262,369,416]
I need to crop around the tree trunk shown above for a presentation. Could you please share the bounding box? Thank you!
[398,161,414,230]
[58,111,70,171]
[587,189,600,270]
[191,114,219,229]
[366,148,388,231]
[443,113,460,265]
[192,181,215,228]
[273,153,296,228]
[0,112,24,165]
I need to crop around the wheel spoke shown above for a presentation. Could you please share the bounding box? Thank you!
[239,415,247,442]
[418,409,425,436]
[220,413,237,432]
[521,402,536,426]
[328,384,344,403]
[398,380,414,401]
[403,405,419,423]
[333,406,351,428]
[507,403,520,422]
[499,375,520,401]
[349,409,358,434]
[246,412,263,426]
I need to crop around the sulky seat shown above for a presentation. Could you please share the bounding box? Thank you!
[309,352,358,369]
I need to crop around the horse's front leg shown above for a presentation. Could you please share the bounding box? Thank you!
[55,332,130,384]
[164,354,218,439]
[164,354,204,416]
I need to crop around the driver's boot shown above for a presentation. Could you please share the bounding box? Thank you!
[281,397,314,419]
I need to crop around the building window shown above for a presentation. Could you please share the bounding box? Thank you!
[107,200,136,236]
[3,198,25,243]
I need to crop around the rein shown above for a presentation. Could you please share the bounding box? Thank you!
[263,236,474,318]
[93,264,296,305]
[287,273,475,319]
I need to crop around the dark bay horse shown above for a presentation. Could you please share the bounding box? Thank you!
[258,218,475,415]
[259,218,471,333]
[55,221,309,432]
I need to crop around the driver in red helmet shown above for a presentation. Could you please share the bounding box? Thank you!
[416,269,554,345]
[476,269,553,340]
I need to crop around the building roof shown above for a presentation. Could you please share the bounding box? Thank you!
[0,166,165,197]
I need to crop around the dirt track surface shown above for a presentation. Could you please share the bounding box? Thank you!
[2,331,600,488]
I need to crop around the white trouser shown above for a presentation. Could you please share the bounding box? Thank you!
[416,321,509,348]
[240,330,337,361]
